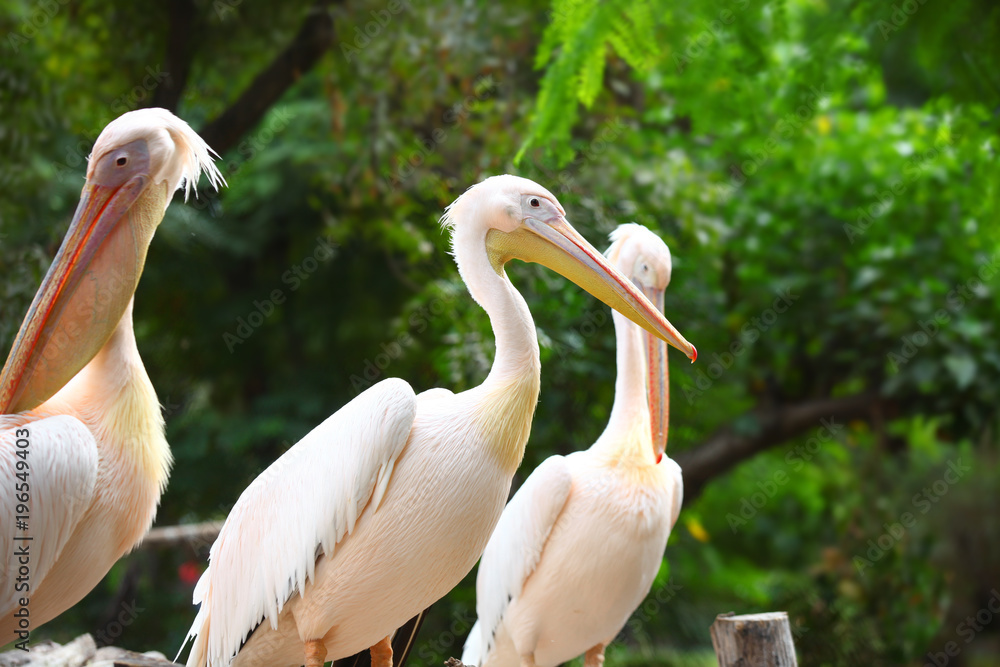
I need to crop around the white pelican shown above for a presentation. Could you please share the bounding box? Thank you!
[181,176,696,667]
[461,223,684,667]
[0,108,223,642]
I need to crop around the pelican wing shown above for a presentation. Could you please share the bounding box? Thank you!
[470,455,572,662]
[665,457,684,527]
[1,416,98,614]
[185,378,417,667]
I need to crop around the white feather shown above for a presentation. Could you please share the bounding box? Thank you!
[180,176,632,667]
[0,416,98,613]
[0,108,221,642]
[184,379,416,667]
[462,620,484,666]
[90,108,225,200]
[472,456,572,660]
[465,223,686,667]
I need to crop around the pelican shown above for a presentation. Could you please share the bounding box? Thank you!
[181,176,696,667]
[0,108,223,642]
[461,223,684,667]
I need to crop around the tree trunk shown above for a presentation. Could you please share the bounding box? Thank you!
[710,612,798,667]
[676,393,880,504]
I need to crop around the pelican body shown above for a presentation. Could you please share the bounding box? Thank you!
[182,178,696,667]
[0,109,222,641]
[462,224,684,667]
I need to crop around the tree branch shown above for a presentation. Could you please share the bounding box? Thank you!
[198,0,339,155]
[675,393,884,505]
[140,520,223,550]
[149,0,197,112]
[143,396,891,545]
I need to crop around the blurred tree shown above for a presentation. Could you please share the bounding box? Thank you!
[0,0,997,664]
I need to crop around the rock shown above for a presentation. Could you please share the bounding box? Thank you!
[92,646,178,667]
[0,634,95,667]
[0,636,180,667]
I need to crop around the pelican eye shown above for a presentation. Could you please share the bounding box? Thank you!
[529,198,540,207]
[116,156,128,166]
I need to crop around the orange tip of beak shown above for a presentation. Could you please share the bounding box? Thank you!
[690,345,697,363]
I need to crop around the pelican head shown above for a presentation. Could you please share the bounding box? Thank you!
[443,175,695,361]
[606,223,675,459]
[0,108,224,413]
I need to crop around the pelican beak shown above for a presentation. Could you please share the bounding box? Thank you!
[642,285,669,460]
[0,141,153,414]
[486,216,697,361]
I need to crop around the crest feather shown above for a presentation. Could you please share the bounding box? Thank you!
[91,108,225,201]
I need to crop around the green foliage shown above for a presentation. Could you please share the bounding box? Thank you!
[1,0,998,664]
[518,0,659,164]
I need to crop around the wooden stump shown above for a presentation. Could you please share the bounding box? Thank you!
[710,611,798,667]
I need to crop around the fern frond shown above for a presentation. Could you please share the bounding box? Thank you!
[517,0,664,166]
[577,40,607,108]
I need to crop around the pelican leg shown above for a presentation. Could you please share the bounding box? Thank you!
[305,639,328,667]
[370,635,393,667]
[583,644,606,667]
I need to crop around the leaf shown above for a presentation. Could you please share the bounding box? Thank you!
[686,516,711,543]
[516,0,660,164]
[943,354,977,390]
[577,40,606,107]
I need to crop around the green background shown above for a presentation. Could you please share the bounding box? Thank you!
[1,0,998,664]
